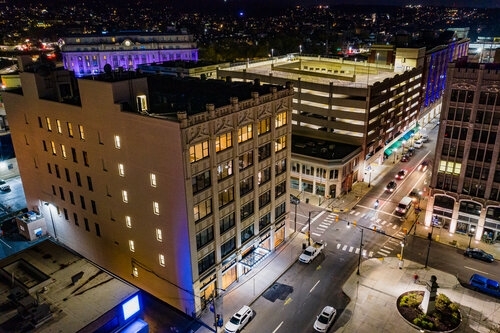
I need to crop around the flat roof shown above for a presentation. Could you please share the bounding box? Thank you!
[0,240,140,332]
[292,134,360,161]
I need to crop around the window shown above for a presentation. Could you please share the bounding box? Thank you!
[129,240,135,252]
[46,117,52,131]
[259,167,271,185]
[238,124,253,143]
[190,140,209,162]
[82,151,89,166]
[241,201,254,221]
[150,173,157,187]
[217,160,233,181]
[275,135,287,152]
[84,218,89,231]
[42,140,47,152]
[221,237,236,258]
[196,226,214,249]
[87,176,93,191]
[220,212,235,234]
[137,95,148,113]
[69,191,75,204]
[259,190,271,208]
[76,172,82,186]
[114,135,121,149]
[156,228,163,241]
[218,186,234,207]
[159,254,165,267]
[78,124,85,140]
[51,141,57,155]
[122,190,129,203]
[73,213,79,226]
[194,198,212,222]
[91,200,97,214]
[153,201,160,215]
[259,212,271,229]
[65,168,71,182]
[67,122,74,137]
[275,202,286,219]
[192,170,211,193]
[125,216,132,228]
[38,117,43,128]
[61,144,67,159]
[198,252,215,275]
[258,118,271,135]
[95,223,101,237]
[80,195,86,209]
[215,131,232,152]
[241,224,254,244]
[72,148,77,163]
[258,143,271,161]
[275,181,286,198]
[118,163,125,176]
[59,186,65,201]
[240,176,254,196]
[55,164,60,178]
[56,119,62,134]
[238,151,254,170]
[275,111,287,128]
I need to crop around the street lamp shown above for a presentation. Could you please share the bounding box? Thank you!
[299,45,302,56]
[424,216,439,268]
[468,226,476,249]
[293,201,298,233]
[357,228,364,275]
[366,165,372,188]
[211,287,226,332]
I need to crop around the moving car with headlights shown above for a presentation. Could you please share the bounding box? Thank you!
[385,181,397,193]
[395,169,408,180]
[313,306,336,332]
[464,248,494,263]
[224,305,253,333]
[417,161,429,172]
[396,196,413,215]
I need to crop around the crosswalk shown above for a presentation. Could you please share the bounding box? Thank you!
[312,211,407,258]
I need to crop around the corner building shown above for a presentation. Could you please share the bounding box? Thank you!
[428,61,500,243]
[2,67,294,316]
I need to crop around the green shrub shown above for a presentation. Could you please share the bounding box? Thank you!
[400,292,423,308]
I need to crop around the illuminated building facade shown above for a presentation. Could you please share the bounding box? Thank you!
[60,31,198,76]
[2,64,294,316]
[428,61,500,244]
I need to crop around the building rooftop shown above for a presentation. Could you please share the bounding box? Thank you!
[0,240,141,332]
[292,134,361,161]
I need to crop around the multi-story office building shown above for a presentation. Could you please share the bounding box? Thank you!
[60,31,198,76]
[2,63,294,316]
[218,57,423,198]
[428,61,500,244]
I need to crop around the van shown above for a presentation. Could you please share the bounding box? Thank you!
[396,196,413,215]
[469,274,500,298]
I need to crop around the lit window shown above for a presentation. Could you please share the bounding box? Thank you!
[159,254,165,267]
[238,124,253,143]
[122,190,128,203]
[275,111,287,128]
[132,266,138,277]
[258,118,271,135]
[78,124,85,140]
[215,132,232,152]
[189,140,209,163]
[118,163,125,176]
[61,144,67,158]
[153,201,160,215]
[46,117,52,131]
[129,240,135,252]
[67,122,74,137]
[114,135,121,149]
[125,216,132,228]
[150,173,157,187]
[56,119,62,133]
[156,228,163,242]
[275,135,287,152]
[137,95,148,113]
[51,141,57,155]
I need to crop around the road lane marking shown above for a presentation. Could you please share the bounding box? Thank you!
[464,266,490,275]
[273,322,283,333]
[0,238,12,248]
[310,280,320,293]
[368,251,374,257]
[284,297,292,305]
[383,246,394,250]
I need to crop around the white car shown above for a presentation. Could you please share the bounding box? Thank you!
[224,305,253,333]
[421,134,428,142]
[313,305,336,332]
[414,140,423,148]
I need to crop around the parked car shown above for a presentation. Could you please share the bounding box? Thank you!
[401,154,410,162]
[407,147,416,156]
[414,140,423,148]
[464,248,494,263]
[313,306,336,332]
[0,185,11,192]
[224,305,253,333]
[0,179,6,185]
[421,134,429,142]
[290,194,300,205]
[417,161,429,172]
[395,169,408,180]
[385,181,397,192]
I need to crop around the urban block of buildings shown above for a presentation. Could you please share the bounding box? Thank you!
[2,59,295,317]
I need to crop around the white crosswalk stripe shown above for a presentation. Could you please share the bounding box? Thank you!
[368,251,374,257]
[312,232,322,237]
[335,243,393,258]
[349,246,354,253]
[342,245,348,251]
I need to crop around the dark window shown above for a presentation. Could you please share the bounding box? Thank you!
[459,201,481,216]
[241,201,254,221]
[275,181,286,198]
[198,252,215,275]
[47,163,52,174]
[241,224,254,244]
[433,195,455,210]
[42,140,47,151]
[259,167,271,185]
[63,208,68,220]
[38,116,43,128]
[259,212,271,229]
[192,170,211,193]
[69,191,75,205]
[80,195,86,210]
[91,200,97,214]
[84,218,90,231]
[240,176,254,196]
[65,168,71,182]
[220,212,236,234]
[55,165,60,178]
[73,213,79,226]
[221,237,236,258]
[275,159,287,175]
[259,190,271,208]
[238,151,254,170]
[59,186,65,201]
[87,176,93,191]
[72,148,77,163]
[275,202,286,219]
[258,143,271,161]
[95,223,101,237]
[83,151,89,166]
[196,226,214,249]
[76,172,82,186]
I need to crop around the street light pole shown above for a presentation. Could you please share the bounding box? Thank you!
[424,225,433,268]
[308,211,312,246]
[356,228,364,275]
[294,202,298,233]
[212,288,226,332]
[468,226,476,248]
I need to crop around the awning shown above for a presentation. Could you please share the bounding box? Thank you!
[240,247,270,268]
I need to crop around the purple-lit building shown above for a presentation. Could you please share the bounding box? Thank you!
[60,31,198,76]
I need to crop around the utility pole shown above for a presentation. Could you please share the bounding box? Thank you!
[308,211,312,246]
[357,228,364,275]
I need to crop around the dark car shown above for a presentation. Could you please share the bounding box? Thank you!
[464,248,494,263]
[385,181,397,192]
[407,147,415,156]
[290,194,300,205]
[395,169,408,180]
[417,161,429,172]
[401,154,410,162]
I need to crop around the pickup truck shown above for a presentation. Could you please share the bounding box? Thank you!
[299,241,326,263]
